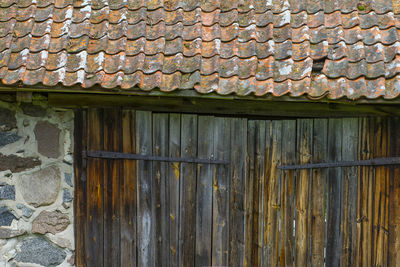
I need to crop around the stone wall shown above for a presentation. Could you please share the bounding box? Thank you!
[0,95,75,267]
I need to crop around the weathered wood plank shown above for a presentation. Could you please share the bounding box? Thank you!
[264,120,280,267]
[74,109,87,267]
[136,111,154,267]
[103,108,121,267]
[86,108,104,267]
[212,117,231,266]
[389,118,400,267]
[295,119,312,267]
[121,109,137,267]
[311,119,327,267]
[229,118,247,267]
[279,120,296,267]
[152,113,169,267]
[179,114,198,267]
[341,118,358,267]
[195,116,214,267]
[168,114,181,267]
[356,117,373,266]
[326,118,343,267]
[245,120,256,267]
[256,121,266,267]
[372,118,389,266]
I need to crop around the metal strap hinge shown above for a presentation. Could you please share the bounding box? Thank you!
[279,157,400,170]
[83,150,229,165]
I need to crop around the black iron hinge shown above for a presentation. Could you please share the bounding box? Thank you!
[83,150,229,165]
[279,157,400,170]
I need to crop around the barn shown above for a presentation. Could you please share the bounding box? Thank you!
[1,0,400,266]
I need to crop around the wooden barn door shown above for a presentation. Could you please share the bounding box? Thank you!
[74,109,400,267]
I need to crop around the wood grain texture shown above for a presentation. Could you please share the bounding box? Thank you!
[212,117,231,266]
[152,113,169,267]
[356,117,373,267]
[341,118,358,267]
[295,119,312,267]
[86,108,104,267]
[76,112,400,267]
[389,118,400,267]
[103,108,121,267]
[136,111,154,267]
[279,120,296,267]
[74,109,87,267]
[264,120,279,267]
[179,114,197,267]
[372,118,389,266]
[326,118,343,267]
[195,116,214,267]
[121,109,137,267]
[311,119,327,267]
[229,118,247,267]
[168,114,181,267]
[256,121,266,267]
[245,120,256,267]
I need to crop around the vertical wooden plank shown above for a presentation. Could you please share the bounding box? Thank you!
[136,111,154,267]
[256,121,266,267]
[326,118,342,267]
[103,109,121,267]
[264,120,280,267]
[356,117,373,267]
[229,118,247,267]
[310,119,327,267]
[245,120,255,267]
[295,119,312,267]
[279,120,296,267]
[179,114,197,267]
[372,118,389,266]
[389,117,400,267]
[152,113,169,267]
[168,114,181,267]
[74,109,87,267]
[195,116,214,267]
[86,108,104,267]
[341,118,358,267]
[121,109,137,267]
[212,117,231,266]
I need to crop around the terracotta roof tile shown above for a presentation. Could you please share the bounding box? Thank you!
[2,0,400,99]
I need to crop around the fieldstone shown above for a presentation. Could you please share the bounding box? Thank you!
[20,103,47,117]
[64,173,73,187]
[0,227,25,239]
[0,108,16,131]
[16,204,33,218]
[68,253,75,265]
[63,189,73,203]
[0,207,16,226]
[32,211,70,235]
[46,234,73,250]
[34,121,60,158]
[0,132,21,148]
[0,183,15,200]
[14,237,66,267]
[0,153,41,173]
[18,166,61,207]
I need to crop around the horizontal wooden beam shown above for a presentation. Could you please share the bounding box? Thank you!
[3,84,400,104]
[48,93,400,118]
